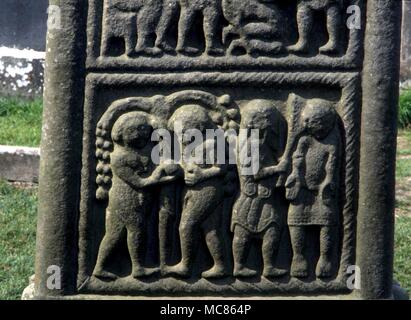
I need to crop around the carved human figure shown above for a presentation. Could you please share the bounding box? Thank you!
[158,181,179,269]
[164,105,228,278]
[288,0,343,54]
[155,0,180,53]
[102,0,162,56]
[222,0,285,55]
[93,112,180,279]
[176,0,224,55]
[231,100,288,278]
[285,100,341,278]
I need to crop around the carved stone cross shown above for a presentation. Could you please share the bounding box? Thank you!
[31,0,405,300]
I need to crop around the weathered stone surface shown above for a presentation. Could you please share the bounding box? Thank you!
[401,0,411,81]
[30,0,404,300]
[0,0,47,98]
[0,55,44,98]
[0,146,40,183]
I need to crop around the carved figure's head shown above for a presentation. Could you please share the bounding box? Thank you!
[302,99,336,139]
[112,112,153,149]
[240,100,282,151]
[241,100,279,130]
[168,104,216,134]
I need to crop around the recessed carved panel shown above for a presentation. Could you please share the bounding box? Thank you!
[86,0,365,71]
[77,73,360,296]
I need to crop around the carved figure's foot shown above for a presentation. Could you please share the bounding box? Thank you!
[319,41,338,54]
[206,46,225,56]
[163,263,191,278]
[263,266,288,278]
[176,46,200,55]
[269,42,285,55]
[290,255,309,278]
[201,265,228,279]
[315,256,333,278]
[287,41,309,54]
[125,49,134,57]
[227,40,247,56]
[233,266,258,278]
[132,267,160,278]
[248,40,285,56]
[155,41,175,54]
[135,46,162,56]
[93,269,118,280]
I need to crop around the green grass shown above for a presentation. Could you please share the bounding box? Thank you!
[0,98,43,147]
[396,158,411,179]
[395,129,411,293]
[397,130,411,156]
[394,217,411,294]
[0,181,37,300]
[399,90,411,129]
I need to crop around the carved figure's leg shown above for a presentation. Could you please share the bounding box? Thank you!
[136,6,161,55]
[176,6,200,55]
[287,4,313,53]
[101,27,112,57]
[93,210,126,280]
[289,225,309,278]
[155,0,179,52]
[164,193,208,277]
[203,6,224,56]
[158,186,177,270]
[102,12,136,57]
[316,226,336,278]
[124,16,137,56]
[319,5,340,54]
[262,225,287,278]
[227,39,248,56]
[232,225,257,277]
[252,1,278,31]
[222,25,235,46]
[127,211,159,278]
[201,207,228,279]
[243,23,276,39]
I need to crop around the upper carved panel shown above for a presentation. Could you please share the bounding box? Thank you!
[87,0,364,71]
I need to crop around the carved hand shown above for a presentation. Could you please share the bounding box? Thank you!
[152,165,167,181]
[163,163,183,176]
[275,160,289,173]
[285,174,301,200]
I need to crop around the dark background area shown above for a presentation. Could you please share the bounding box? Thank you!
[0,0,48,51]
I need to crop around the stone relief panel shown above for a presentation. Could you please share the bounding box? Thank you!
[77,74,360,295]
[87,0,364,70]
[29,0,403,301]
